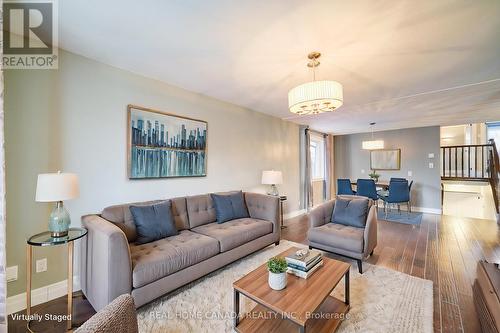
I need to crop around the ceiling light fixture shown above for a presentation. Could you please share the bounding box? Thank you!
[288,52,343,115]
[362,122,384,150]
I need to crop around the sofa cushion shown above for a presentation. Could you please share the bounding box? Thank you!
[211,191,249,223]
[186,194,217,228]
[191,218,273,252]
[308,223,364,253]
[332,196,369,228]
[129,230,220,288]
[130,201,179,245]
[101,197,189,242]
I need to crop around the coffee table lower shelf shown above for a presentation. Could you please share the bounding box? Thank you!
[235,295,349,333]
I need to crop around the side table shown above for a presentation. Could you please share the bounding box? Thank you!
[26,227,87,331]
[279,195,287,229]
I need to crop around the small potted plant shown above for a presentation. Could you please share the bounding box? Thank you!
[369,170,380,183]
[267,256,288,290]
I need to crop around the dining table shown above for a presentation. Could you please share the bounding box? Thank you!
[351,180,390,190]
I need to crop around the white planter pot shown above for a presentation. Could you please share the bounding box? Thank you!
[268,271,287,290]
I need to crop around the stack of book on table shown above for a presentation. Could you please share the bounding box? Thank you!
[285,249,323,279]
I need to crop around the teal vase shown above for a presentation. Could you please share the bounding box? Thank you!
[49,201,71,237]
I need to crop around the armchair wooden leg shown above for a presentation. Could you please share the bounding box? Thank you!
[308,245,312,250]
[275,241,280,246]
[408,201,412,213]
[357,260,363,274]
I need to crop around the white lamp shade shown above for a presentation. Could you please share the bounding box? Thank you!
[288,80,343,115]
[362,140,385,150]
[261,170,283,185]
[35,172,80,202]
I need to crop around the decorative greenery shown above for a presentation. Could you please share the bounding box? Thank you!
[267,256,287,274]
[369,170,380,180]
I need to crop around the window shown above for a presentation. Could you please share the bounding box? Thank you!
[310,134,325,180]
[487,122,500,152]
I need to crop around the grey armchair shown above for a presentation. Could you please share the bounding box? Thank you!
[306,195,377,274]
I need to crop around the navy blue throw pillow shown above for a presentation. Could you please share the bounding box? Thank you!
[331,196,369,228]
[211,191,249,223]
[130,201,178,244]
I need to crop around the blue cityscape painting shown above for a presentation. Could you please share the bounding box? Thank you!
[128,106,207,179]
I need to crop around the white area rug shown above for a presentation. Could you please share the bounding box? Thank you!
[137,240,433,333]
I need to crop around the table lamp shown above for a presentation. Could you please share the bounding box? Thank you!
[262,170,283,196]
[35,171,79,237]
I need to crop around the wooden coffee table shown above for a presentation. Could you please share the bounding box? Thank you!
[233,247,350,333]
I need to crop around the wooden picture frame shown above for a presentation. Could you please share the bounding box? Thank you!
[127,105,208,179]
[370,149,401,170]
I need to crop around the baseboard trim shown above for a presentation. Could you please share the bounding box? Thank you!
[7,276,80,315]
[412,206,442,215]
[284,209,306,220]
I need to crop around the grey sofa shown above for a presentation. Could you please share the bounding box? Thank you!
[80,192,280,311]
[306,195,377,274]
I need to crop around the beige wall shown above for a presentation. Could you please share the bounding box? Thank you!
[440,123,488,146]
[5,50,300,296]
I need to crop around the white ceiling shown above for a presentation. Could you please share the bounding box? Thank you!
[59,0,500,134]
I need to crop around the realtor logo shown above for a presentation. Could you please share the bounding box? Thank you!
[2,0,58,69]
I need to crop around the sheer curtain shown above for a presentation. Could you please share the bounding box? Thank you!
[325,134,335,200]
[304,128,313,210]
[301,128,335,210]
[299,126,314,210]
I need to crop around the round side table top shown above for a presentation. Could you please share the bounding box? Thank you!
[27,227,87,246]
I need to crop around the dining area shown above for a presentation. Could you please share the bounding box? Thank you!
[323,128,441,225]
[337,178,415,221]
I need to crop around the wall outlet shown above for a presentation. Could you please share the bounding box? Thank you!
[36,258,47,273]
[408,171,413,177]
[429,162,434,169]
[6,266,18,282]
[428,153,435,158]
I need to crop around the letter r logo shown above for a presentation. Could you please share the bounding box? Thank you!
[3,2,53,54]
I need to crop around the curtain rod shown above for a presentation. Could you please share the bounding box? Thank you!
[305,127,328,137]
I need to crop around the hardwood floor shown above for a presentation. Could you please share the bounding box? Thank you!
[8,213,500,332]
[7,291,94,332]
[282,212,500,333]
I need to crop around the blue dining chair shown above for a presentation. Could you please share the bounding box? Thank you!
[388,178,414,210]
[408,180,414,212]
[356,179,378,201]
[390,177,407,182]
[337,179,355,195]
[379,179,410,216]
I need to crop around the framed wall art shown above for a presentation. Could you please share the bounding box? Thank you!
[370,149,401,170]
[127,105,207,179]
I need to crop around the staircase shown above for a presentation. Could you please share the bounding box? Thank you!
[441,139,500,215]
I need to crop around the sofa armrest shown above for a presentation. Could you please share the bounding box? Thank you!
[363,205,378,257]
[81,214,132,311]
[245,193,280,233]
[75,294,138,333]
[307,200,335,228]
